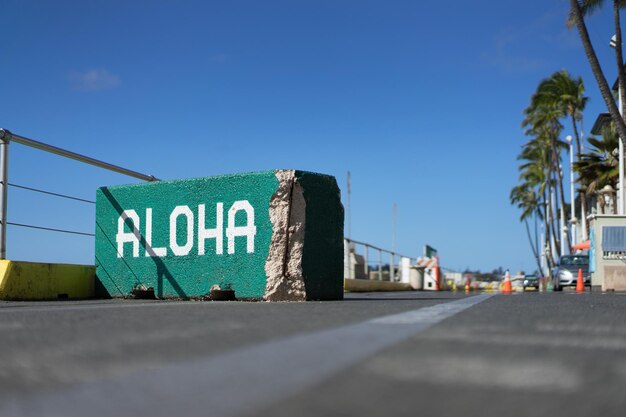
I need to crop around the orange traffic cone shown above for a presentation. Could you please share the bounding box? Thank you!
[576,268,585,293]
[502,270,512,294]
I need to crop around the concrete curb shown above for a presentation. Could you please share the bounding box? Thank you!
[344,278,413,292]
[0,260,95,300]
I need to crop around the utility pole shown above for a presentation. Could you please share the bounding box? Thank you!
[346,171,351,240]
[392,202,397,253]
[390,202,397,283]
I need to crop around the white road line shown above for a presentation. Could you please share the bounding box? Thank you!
[1,294,493,417]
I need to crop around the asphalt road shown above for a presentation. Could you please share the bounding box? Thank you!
[1,290,625,416]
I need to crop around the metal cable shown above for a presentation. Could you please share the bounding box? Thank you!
[7,182,95,204]
[7,222,95,236]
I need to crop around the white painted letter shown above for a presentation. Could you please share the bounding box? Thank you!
[226,200,257,254]
[145,208,167,257]
[116,210,141,258]
[169,206,194,256]
[198,203,223,255]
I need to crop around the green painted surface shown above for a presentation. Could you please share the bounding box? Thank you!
[95,171,278,299]
[296,171,344,300]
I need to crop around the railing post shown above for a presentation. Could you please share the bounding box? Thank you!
[344,238,350,279]
[364,244,369,279]
[349,241,353,279]
[378,249,383,280]
[0,129,9,260]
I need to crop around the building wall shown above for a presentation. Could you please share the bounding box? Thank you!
[590,215,626,291]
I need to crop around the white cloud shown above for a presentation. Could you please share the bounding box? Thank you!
[483,32,545,73]
[483,11,570,73]
[68,69,120,92]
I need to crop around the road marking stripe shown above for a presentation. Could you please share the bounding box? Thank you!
[2,294,493,417]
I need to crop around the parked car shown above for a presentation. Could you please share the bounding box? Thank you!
[552,254,590,291]
[523,274,539,291]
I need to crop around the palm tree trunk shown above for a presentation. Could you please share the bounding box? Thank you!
[525,218,543,273]
[548,176,561,260]
[550,191,560,258]
[549,134,571,252]
[556,160,572,252]
[535,214,540,265]
[614,1,626,116]
[570,0,626,145]
[578,120,588,240]
[569,114,587,242]
[543,190,553,272]
[570,115,582,158]
[581,191,588,240]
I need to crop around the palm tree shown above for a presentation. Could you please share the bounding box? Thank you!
[515,136,559,271]
[523,86,572,253]
[510,183,543,273]
[575,122,620,213]
[535,69,589,238]
[513,71,592,273]
[568,0,626,145]
[535,70,587,154]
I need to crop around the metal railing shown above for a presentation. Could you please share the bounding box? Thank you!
[344,237,418,282]
[0,128,159,260]
[602,251,626,261]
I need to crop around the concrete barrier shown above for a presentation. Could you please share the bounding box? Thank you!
[0,260,95,300]
[344,278,412,292]
[95,170,344,301]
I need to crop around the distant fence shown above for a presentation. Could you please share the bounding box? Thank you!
[344,237,418,282]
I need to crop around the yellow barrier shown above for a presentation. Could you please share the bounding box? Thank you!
[0,260,95,300]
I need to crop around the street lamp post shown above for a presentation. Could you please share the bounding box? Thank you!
[539,224,548,277]
[566,135,577,247]
[611,34,625,215]
[619,88,624,215]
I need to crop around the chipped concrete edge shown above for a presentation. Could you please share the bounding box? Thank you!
[264,170,307,301]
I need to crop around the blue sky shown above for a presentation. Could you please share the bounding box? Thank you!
[0,0,619,272]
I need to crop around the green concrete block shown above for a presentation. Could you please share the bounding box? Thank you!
[95,170,344,301]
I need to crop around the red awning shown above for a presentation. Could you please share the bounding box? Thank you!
[572,240,590,251]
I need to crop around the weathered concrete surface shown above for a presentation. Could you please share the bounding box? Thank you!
[0,260,94,300]
[95,170,343,300]
[264,170,307,301]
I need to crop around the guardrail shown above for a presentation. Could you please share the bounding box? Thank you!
[344,237,418,281]
[0,128,159,260]
[0,128,428,279]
